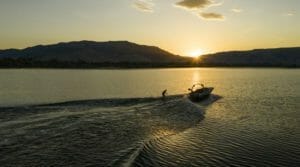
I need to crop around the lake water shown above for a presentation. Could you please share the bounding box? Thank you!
[0,68,299,166]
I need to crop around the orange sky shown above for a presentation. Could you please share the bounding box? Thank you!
[0,0,299,57]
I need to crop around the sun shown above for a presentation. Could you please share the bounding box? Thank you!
[188,49,204,58]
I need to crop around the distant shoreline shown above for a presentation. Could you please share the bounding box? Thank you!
[1,41,299,68]
[0,62,299,69]
[0,66,300,70]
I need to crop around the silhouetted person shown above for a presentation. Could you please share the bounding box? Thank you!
[162,89,167,98]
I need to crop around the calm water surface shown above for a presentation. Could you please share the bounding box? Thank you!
[0,68,299,166]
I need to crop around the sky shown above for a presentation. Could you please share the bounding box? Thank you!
[0,0,300,56]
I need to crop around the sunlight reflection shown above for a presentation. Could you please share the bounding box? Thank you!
[152,128,177,138]
[192,70,202,84]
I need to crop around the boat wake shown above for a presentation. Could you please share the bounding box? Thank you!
[0,94,221,166]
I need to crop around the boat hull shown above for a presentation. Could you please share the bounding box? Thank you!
[188,87,214,102]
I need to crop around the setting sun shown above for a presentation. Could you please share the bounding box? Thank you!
[188,49,204,58]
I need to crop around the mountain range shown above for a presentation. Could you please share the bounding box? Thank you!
[199,47,300,67]
[0,41,299,68]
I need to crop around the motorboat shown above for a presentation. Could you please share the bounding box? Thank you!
[188,84,214,102]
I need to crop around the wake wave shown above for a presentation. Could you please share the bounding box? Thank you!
[107,95,221,167]
[0,94,221,166]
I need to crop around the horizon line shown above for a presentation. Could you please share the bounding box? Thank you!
[1,40,300,57]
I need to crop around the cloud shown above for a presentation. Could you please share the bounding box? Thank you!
[199,12,224,20]
[285,12,294,16]
[174,0,225,21]
[132,0,226,21]
[132,0,154,12]
[175,0,214,10]
[231,8,242,13]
